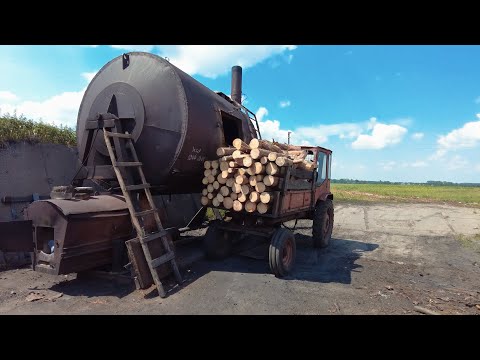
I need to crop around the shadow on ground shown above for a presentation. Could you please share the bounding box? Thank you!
[46,233,378,298]
[186,234,378,285]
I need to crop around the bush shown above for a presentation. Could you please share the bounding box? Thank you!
[0,112,76,147]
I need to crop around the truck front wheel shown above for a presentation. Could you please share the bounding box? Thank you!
[312,199,334,248]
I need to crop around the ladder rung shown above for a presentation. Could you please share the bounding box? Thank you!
[141,230,168,244]
[150,251,175,269]
[135,208,158,217]
[114,161,142,167]
[104,130,133,139]
[125,183,151,191]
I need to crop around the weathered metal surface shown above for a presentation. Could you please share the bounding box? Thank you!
[231,66,242,104]
[0,220,34,252]
[76,52,256,194]
[24,195,133,275]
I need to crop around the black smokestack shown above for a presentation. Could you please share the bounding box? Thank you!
[231,65,242,104]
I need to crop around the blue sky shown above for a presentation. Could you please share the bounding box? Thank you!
[1,45,480,183]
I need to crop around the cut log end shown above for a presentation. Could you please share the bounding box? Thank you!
[245,201,256,213]
[233,200,243,212]
[257,202,269,214]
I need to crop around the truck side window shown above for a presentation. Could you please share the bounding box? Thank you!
[328,154,332,180]
[317,152,327,184]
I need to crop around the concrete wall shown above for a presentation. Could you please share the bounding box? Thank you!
[0,142,79,268]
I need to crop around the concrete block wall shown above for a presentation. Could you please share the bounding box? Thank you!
[0,142,79,268]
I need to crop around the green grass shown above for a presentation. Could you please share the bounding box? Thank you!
[332,183,480,207]
[455,234,480,253]
[0,112,76,147]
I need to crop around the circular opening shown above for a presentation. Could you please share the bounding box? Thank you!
[282,238,293,267]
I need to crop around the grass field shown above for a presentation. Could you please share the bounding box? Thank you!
[332,183,480,207]
[0,113,76,147]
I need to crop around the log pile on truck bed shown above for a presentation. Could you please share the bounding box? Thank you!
[200,138,316,215]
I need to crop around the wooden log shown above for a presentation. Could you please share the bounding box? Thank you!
[249,175,257,187]
[212,198,220,207]
[250,148,271,160]
[250,138,283,153]
[237,193,247,203]
[246,165,256,176]
[220,186,230,197]
[230,192,238,200]
[266,162,279,175]
[220,170,230,179]
[207,174,215,183]
[235,174,248,185]
[226,178,235,188]
[231,183,242,193]
[223,197,233,209]
[275,157,293,167]
[267,152,278,162]
[216,193,224,203]
[256,174,263,181]
[227,168,235,174]
[207,193,214,200]
[202,188,208,196]
[201,196,210,206]
[242,156,253,168]
[263,175,279,187]
[241,184,251,195]
[253,162,265,174]
[211,168,219,176]
[245,201,256,213]
[213,181,220,190]
[220,155,234,162]
[233,200,243,212]
[207,184,214,193]
[255,182,267,193]
[257,202,269,214]
[249,191,260,203]
[202,177,209,185]
[211,160,219,169]
[234,158,246,166]
[260,192,275,204]
[204,160,211,169]
[217,147,236,157]
[260,156,268,165]
[229,161,241,168]
[233,138,251,152]
[203,169,211,177]
[232,150,247,159]
[220,161,230,171]
[236,168,246,176]
[274,142,301,151]
[217,174,228,185]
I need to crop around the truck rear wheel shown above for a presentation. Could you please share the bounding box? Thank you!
[204,222,233,260]
[269,228,296,278]
[312,199,334,248]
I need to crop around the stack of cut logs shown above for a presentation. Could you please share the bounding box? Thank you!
[200,138,316,215]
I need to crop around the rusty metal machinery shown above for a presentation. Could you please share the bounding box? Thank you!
[76,52,260,194]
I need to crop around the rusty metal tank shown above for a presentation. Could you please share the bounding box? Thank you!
[76,52,257,193]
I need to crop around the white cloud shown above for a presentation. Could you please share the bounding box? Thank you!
[431,115,480,159]
[0,91,18,102]
[446,155,469,170]
[411,132,424,140]
[0,88,85,128]
[111,45,156,52]
[159,45,297,78]
[81,71,97,83]
[411,160,428,168]
[255,107,293,144]
[279,100,291,108]
[351,123,407,149]
[380,161,396,171]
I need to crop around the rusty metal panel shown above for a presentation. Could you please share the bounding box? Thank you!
[0,220,33,252]
[43,195,127,215]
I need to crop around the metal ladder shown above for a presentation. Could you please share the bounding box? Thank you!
[102,121,182,298]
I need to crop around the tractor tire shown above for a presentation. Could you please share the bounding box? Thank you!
[269,228,296,278]
[204,222,233,260]
[312,199,334,248]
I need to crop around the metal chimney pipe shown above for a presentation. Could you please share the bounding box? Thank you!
[231,65,242,104]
